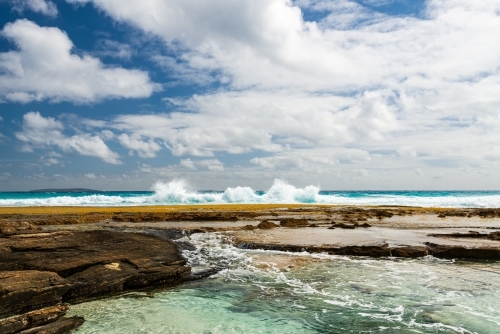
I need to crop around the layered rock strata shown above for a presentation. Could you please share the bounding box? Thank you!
[0,227,190,333]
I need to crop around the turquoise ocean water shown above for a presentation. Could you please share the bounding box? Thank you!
[1,179,499,207]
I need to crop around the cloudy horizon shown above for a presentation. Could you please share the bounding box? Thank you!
[1,0,500,191]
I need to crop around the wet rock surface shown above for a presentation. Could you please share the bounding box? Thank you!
[0,230,190,333]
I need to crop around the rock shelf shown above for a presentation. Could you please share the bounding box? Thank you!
[1,204,500,332]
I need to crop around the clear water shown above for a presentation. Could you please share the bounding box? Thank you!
[68,233,500,334]
[1,179,500,207]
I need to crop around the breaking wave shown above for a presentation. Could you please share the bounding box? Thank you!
[1,178,500,207]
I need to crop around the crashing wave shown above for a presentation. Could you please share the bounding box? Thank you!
[1,179,500,207]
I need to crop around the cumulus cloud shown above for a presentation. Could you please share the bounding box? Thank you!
[65,0,500,93]
[117,133,162,158]
[8,0,500,188]
[250,148,371,171]
[180,158,224,171]
[16,111,121,164]
[10,0,58,17]
[0,19,160,103]
[63,1,500,157]
[110,91,397,159]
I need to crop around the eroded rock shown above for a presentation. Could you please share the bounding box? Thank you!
[0,230,190,323]
[17,316,84,334]
[258,221,278,229]
[279,219,309,227]
[0,271,69,315]
[0,304,69,334]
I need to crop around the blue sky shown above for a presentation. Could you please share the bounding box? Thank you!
[1,0,500,191]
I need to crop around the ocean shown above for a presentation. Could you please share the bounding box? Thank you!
[68,233,500,333]
[1,179,499,207]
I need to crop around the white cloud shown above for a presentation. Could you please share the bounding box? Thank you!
[84,173,96,179]
[11,0,58,17]
[179,158,224,171]
[95,39,133,60]
[40,156,61,166]
[11,0,500,188]
[179,159,197,170]
[65,0,500,94]
[117,133,162,158]
[16,111,121,164]
[0,19,160,103]
[111,90,397,158]
[100,130,114,140]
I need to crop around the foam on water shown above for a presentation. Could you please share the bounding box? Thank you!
[1,178,500,207]
[68,232,500,333]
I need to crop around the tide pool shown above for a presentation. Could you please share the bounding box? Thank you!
[68,233,500,334]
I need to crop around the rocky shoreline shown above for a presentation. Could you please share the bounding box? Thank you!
[0,224,190,333]
[1,204,500,333]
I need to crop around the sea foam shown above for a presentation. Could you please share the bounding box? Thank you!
[1,179,500,207]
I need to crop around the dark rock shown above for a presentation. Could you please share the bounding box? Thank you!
[0,271,70,315]
[258,221,278,229]
[391,247,428,258]
[437,214,446,218]
[279,219,309,227]
[0,304,69,334]
[373,210,394,219]
[0,230,190,308]
[188,229,206,234]
[330,245,391,257]
[475,209,500,218]
[428,231,500,241]
[112,211,241,222]
[332,223,355,229]
[18,316,84,334]
[239,242,500,260]
[0,222,40,236]
[238,243,392,257]
[241,225,256,231]
[426,243,500,260]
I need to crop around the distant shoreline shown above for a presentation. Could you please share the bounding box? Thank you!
[28,188,102,193]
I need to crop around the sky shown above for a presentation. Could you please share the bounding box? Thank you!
[0,0,500,191]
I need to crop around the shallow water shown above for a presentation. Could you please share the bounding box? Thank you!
[68,233,500,333]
